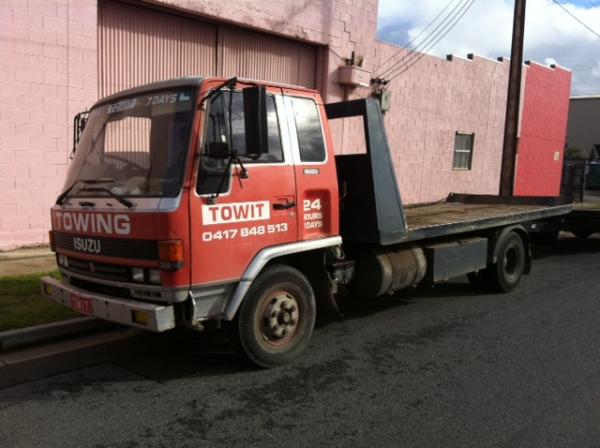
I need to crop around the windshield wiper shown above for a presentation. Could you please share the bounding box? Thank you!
[79,186,134,209]
[56,178,115,205]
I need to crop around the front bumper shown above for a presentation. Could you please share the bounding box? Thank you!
[41,276,176,332]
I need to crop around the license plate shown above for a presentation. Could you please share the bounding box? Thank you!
[71,293,93,315]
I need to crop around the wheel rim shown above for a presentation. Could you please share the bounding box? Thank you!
[257,290,300,348]
[503,243,521,280]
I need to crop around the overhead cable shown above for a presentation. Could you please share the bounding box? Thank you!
[372,0,458,77]
[553,0,600,40]
[386,0,476,82]
[378,0,470,80]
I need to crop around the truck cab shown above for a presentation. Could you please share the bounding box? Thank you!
[42,77,342,366]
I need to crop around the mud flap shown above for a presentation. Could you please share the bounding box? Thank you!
[302,261,343,321]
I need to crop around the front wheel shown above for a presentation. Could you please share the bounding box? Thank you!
[237,264,316,368]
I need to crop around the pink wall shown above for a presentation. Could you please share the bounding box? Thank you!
[514,62,571,196]
[0,0,379,250]
[173,0,569,204]
[0,0,97,249]
[155,0,511,205]
[354,50,510,204]
[0,0,570,249]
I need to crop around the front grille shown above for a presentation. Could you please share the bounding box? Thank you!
[54,232,158,260]
[67,271,164,302]
[66,256,130,282]
[69,276,132,299]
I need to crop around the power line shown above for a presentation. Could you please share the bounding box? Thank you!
[386,0,476,81]
[373,0,457,77]
[552,0,600,40]
[391,0,476,79]
[382,0,474,80]
[378,0,470,80]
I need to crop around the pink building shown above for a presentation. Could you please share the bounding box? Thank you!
[514,61,572,196]
[0,0,570,249]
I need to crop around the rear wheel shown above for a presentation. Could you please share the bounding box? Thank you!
[468,231,526,293]
[237,264,316,368]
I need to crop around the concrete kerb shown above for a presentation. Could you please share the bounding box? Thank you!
[0,317,117,352]
[0,245,56,276]
[0,247,117,353]
[0,246,52,261]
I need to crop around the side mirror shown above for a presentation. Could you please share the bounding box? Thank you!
[243,86,268,159]
[206,142,230,159]
[71,110,89,159]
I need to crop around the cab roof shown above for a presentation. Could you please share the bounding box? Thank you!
[95,76,317,108]
[95,77,205,107]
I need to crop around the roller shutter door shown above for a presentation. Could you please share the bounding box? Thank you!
[98,0,318,97]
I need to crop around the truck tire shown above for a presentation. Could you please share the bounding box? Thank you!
[471,231,526,293]
[237,264,316,368]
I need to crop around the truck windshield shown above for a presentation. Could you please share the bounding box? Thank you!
[62,89,196,198]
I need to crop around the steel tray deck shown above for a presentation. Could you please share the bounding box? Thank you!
[392,194,573,244]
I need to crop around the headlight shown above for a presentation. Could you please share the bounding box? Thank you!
[131,267,145,283]
[148,269,161,284]
[58,254,69,267]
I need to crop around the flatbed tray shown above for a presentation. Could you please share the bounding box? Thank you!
[388,194,573,244]
[561,201,600,222]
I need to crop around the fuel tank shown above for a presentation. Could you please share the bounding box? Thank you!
[348,244,427,299]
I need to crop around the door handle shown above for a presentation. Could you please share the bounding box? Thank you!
[273,201,296,210]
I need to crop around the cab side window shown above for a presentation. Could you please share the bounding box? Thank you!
[228,92,283,162]
[197,94,229,195]
[292,97,326,163]
[197,91,284,195]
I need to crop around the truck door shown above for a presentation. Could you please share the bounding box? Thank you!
[283,92,339,241]
[189,89,298,285]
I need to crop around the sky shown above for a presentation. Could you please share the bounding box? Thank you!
[376,0,600,95]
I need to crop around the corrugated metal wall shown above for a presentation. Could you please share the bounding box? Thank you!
[218,27,316,88]
[98,0,317,97]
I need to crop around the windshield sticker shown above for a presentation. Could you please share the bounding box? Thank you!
[144,93,193,106]
[145,93,178,106]
[108,99,137,114]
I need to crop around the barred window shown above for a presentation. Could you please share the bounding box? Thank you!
[453,132,474,170]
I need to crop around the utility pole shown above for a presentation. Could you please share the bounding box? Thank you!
[499,0,526,196]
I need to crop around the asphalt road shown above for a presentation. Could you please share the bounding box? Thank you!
[2,237,600,448]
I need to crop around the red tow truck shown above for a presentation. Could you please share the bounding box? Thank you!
[41,76,571,367]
